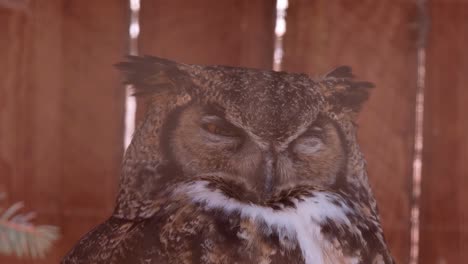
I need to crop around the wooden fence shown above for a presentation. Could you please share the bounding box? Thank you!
[0,0,466,263]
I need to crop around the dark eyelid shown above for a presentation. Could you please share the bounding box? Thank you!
[203,104,226,118]
[302,117,327,138]
[302,127,323,138]
[200,115,243,137]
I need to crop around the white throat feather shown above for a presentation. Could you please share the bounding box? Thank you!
[175,180,362,264]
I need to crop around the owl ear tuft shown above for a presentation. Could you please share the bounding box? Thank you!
[325,65,355,79]
[115,55,192,96]
[324,66,374,113]
[333,81,374,112]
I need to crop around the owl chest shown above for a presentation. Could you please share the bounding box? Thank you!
[160,209,306,264]
[161,182,367,264]
[156,205,355,264]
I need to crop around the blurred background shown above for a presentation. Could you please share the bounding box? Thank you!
[0,0,466,263]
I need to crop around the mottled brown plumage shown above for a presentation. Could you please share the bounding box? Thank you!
[62,56,393,264]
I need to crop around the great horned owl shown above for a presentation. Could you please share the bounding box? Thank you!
[62,56,394,264]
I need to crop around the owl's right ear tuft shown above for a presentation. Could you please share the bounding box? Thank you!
[115,55,191,96]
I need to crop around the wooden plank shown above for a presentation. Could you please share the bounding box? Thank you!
[61,0,125,214]
[0,0,126,262]
[139,0,274,67]
[0,2,63,263]
[59,0,126,259]
[0,5,28,205]
[22,1,63,262]
[419,1,468,263]
[282,1,419,262]
[136,0,276,120]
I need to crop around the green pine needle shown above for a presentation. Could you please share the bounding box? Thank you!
[0,199,60,258]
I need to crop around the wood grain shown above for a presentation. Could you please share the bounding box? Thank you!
[282,1,420,262]
[0,2,63,262]
[0,5,29,206]
[419,1,468,263]
[59,0,126,260]
[0,0,126,262]
[139,0,275,67]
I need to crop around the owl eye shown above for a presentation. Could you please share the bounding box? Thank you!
[292,125,325,155]
[294,137,323,154]
[200,116,241,138]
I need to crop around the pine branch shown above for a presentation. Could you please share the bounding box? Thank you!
[0,200,60,258]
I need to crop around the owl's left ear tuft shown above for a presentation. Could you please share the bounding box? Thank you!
[325,66,355,79]
[324,66,374,113]
[333,81,374,112]
[115,55,191,96]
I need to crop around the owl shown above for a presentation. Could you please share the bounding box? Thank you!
[62,56,394,264]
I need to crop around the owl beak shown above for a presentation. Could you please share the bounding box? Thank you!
[261,150,276,199]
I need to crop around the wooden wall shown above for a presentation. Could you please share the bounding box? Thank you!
[0,0,126,263]
[0,0,467,263]
[419,1,468,263]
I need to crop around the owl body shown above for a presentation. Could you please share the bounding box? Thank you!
[62,57,394,264]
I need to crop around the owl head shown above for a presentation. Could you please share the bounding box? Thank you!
[115,56,375,219]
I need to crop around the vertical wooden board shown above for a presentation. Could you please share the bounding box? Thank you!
[139,0,275,67]
[60,0,126,253]
[135,0,276,120]
[419,1,468,263]
[0,2,62,263]
[282,1,419,262]
[22,1,63,262]
[1,0,127,262]
[0,7,28,204]
[24,0,63,228]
